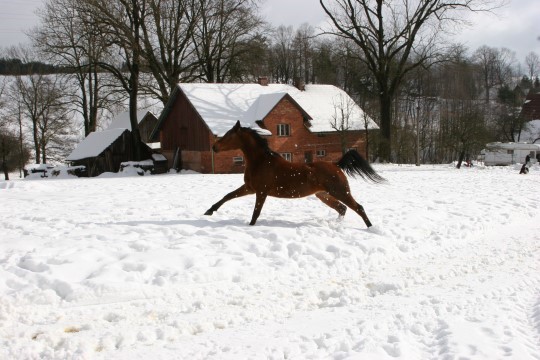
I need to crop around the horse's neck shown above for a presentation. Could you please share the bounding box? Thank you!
[241,147,271,165]
[240,136,272,166]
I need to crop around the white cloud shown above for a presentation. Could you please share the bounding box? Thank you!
[454,0,540,61]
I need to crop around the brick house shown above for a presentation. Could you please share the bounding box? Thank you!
[151,80,378,173]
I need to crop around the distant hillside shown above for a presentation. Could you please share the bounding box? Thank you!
[0,58,60,75]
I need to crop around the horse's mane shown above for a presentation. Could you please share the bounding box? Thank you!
[242,127,279,156]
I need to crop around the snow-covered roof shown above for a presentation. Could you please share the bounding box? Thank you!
[241,92,291,124]
[107,110,150,130]
[66,128,127,161]
[177,83,378,136]
[485,141,540,150]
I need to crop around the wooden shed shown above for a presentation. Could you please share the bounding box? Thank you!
[66,129,152,177]
[107,110,160,143]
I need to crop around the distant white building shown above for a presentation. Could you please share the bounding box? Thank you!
[481,142,540,166]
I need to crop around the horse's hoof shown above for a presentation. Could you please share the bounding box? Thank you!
[204,210,213,216]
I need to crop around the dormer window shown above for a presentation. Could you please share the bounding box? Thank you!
[277,124,290,137]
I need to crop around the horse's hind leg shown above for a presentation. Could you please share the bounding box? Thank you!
[316,192,347,217]
[339,194,372,227]
[327,188,373,227]
[205,184,253,215]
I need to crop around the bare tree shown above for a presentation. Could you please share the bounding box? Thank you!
[293,24,315,84]
[473,45,515,102]
[10,73,75,164]
[140,0,201,104]
[269,25,296,83]
[320,0,502,162]
[0,77,31,179]
[32,0,118,136]
[330,93,359,154]
[0,79,11,179]
[525,51,540,81]
[437,55,489,166]
[192,0,263,83]
[77,0,148,160]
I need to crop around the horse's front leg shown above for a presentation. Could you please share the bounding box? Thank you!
[204,184,253,215]
[249,192,268,225]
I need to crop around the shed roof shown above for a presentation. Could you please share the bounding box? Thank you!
[66,128,127,161]
[162,83,378,136]
[107,110,153,130]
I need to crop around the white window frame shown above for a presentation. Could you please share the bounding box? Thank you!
[280,153,292,162]
[277,124,290,137]
[232,156,244,165]
[316,149,326,157]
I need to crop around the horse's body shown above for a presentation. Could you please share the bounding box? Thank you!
[205,121,384,227]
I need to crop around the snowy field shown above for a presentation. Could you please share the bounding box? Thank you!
[1,164,539,360]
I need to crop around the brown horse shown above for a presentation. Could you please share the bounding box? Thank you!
[204,121,385,227]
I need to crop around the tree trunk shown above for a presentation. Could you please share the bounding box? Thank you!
[378,93,393,162]
[41,140,47,164]
[129,0,142,161]
[33,124,40,164]
[456,150,465,169]
[89,65,99,133]
[128,58,142,161]
[2,137,9,180]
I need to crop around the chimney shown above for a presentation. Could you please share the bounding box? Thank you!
[258,76,269,86]
[294,77,305,91]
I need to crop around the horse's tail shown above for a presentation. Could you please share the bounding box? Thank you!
[337,150,386,183]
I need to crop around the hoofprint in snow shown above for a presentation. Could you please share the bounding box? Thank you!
[1,165,539,359]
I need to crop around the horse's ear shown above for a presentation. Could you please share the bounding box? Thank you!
[234,120,241,130]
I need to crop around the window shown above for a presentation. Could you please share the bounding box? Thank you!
[316,149,326,157]
[277,124,290,136]
[232,156,244,166]
[280,153,292,162]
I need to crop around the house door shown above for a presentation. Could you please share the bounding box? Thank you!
[304,151,313,163]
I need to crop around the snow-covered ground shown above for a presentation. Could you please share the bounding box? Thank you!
[1,164,539,360]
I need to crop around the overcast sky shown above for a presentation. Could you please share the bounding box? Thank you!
[1,0,539,69]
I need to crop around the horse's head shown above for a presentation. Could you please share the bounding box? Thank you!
[212,120,243,153]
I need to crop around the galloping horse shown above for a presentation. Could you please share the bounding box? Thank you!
[204,121,385,227]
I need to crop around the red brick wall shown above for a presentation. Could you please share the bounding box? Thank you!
[262,98,366,165]
[202,98,367,173]
[190,133,247,174]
